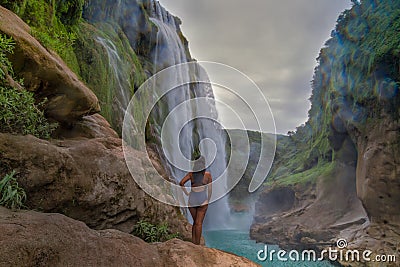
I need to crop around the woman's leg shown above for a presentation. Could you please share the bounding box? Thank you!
[192,204,208,245]
[188,207,197,243]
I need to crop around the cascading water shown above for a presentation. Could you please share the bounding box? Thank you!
[148,0,231,229]
[96,36,132,129]
[89,0,234,230]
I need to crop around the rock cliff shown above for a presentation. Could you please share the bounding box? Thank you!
[251,1,400,266]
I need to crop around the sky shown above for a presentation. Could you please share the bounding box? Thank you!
[158,0,352,134]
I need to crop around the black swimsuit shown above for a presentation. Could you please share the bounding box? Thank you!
[188,171,208,207]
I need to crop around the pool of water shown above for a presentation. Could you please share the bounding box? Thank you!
[204,229,337,267]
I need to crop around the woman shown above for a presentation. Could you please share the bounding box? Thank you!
[179,156,212,245]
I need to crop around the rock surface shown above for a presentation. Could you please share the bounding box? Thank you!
[251,115,399,267]
[354,112,400,229]
[337,112,400,267]
[0,116,192,241]
[0,6,100,123]
[0,207,259,267]
[251,136,368,250]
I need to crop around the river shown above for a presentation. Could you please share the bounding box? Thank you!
[204,212,337,267]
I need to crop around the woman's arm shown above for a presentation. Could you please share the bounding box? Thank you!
[179,172,191,196]
[206,172,212,203]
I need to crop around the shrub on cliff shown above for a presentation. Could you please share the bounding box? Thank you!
[0,33,56,139]
[133,220,180,243]
[0,86,57,139]
[0,171,26,210]
[0,32,14,80]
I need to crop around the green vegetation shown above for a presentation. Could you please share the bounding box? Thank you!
[1,0,149,133]
[0,33,56,139]
[226,130,275,206]
[132,220,180,243]
[265,0,400,188]
[0,86,57,138]
[0,171,27,210]
[267,162,335,187]
[0,0,84,74]
[74,22,146,132]
[309,0,400,138]
[0,33,14,79]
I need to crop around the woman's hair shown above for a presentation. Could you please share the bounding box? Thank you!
[192,155,206,172]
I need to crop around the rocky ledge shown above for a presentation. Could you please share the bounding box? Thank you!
[0,207,259,267]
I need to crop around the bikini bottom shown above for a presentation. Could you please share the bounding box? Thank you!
[189,190,207,207]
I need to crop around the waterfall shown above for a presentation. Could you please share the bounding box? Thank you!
[148,0,231,229]
[96,36,132,129]
[91,0,233,229]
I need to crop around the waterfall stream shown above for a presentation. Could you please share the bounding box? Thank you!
[95,0,234,230]
[149,0,231,229]
[96,36,132,129]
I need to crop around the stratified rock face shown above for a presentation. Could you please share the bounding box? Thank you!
[0,207,259,267]
[0,6,100,123]
[355,113,400,227]
[251,119,399,263]
[0,117,191,241]
[336,112,400,265]
[253,187,296,219]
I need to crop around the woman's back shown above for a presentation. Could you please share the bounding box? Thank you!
[191,171,206,187]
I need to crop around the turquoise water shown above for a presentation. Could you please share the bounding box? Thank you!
[204,230,337,267]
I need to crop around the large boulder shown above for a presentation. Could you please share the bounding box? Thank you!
[0,207,259,267]
[0,6,100,123]
[0,115,191,240]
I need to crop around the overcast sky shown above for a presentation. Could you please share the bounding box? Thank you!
[158,0,352,134]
